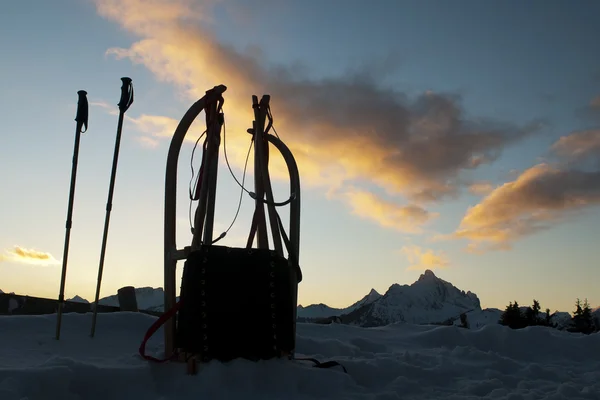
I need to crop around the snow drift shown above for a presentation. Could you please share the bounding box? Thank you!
[0,312,599,399]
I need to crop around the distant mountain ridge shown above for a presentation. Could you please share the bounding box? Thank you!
[340,269,482,327]
[95,287,165,311]
[65,270,596,330]
[297,288,382,319]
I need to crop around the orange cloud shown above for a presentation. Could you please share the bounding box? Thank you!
[0,246,60,266]
[399,245,449,271]
[551,129,600,164]
[93,0,540,233]
[454,163,600,252]
[451,128,600,252]
[339,187,437,233]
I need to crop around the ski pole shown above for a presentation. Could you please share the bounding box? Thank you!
[90,77,134,337]
[56,90,88,340]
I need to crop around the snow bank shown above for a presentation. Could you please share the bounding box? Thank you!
[1,312,599,399]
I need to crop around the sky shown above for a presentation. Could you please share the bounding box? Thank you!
[1,0,600,314]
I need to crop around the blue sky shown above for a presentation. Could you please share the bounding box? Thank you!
[1,0,599,314]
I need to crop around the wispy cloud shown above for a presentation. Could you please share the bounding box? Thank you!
[93,0,542,233]
[453,129,600,252]
[89,100,119,116]
[551,129,600,166]
[338,187,437,233]
[399,245,449,271]
[0,246,60,266]
[468,181,494,196]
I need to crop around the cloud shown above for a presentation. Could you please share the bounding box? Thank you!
[454,163,600,252]
[339,187,437,233]
[551,129,600,166]
[576,95,600,122]
[0,246,60,266]
[468,181,494,196]
[451,127,600,252]
[125,114,187,139]
[135,135,160,148]
[93,0,541,232]
[90,100,119,116]
[399,245,449,271]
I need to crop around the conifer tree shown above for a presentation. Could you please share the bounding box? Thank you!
[460,312,469,329]
[544,308,552,327]
[500,301,525,329]
[525,299,541,326]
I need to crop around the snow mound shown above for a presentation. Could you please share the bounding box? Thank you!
[454,308,503,328]
[1,312,599,399]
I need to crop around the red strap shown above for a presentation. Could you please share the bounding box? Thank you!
[139,300,182,362]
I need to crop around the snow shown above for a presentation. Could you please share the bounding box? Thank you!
[1,312,599,399]
[551,312,575,330]
[453,308,503,329]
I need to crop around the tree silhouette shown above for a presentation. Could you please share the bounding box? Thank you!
[459,312,469,329]
[544,308,554,327]
[525,299,541,325]
[571,298,594,334]
[500,301,526,329]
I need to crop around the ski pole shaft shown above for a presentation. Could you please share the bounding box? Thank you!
[90,78,133,337]
[56,90,88,340]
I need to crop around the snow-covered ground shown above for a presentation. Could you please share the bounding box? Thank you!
[1,312,599,399]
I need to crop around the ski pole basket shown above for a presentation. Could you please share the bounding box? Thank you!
[155,85,302,371]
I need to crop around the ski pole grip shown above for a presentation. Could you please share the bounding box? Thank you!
[75,90,88,132]
[118,77,134,112]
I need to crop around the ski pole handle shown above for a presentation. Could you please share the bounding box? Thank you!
[75,90,88,133]
[118,77,134,113]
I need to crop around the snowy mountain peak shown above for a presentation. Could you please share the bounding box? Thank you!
[419,269,437,280]
[344,272,481,327]
[366,288,381,300]
[67,295,89,304]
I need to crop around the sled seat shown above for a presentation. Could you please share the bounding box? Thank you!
[175,245,300,363]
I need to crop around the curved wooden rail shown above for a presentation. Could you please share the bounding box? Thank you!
[164,85,226,357]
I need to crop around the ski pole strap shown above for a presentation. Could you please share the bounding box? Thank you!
[75,90,88,133]
[118,77,134,113]
[139,300,182,363]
